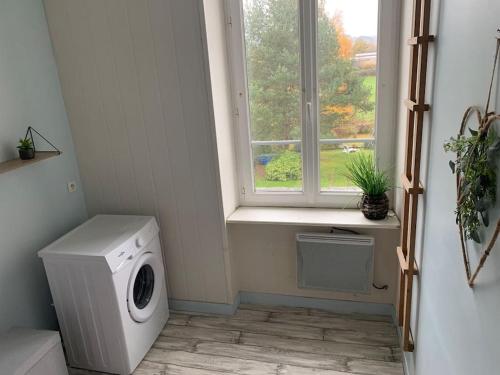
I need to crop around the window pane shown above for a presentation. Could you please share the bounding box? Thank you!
[320,142,374,191]
[242,0,302,191]
[253,143,302,192]
[318,0,378,191]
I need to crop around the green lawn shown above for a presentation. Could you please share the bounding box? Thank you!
[255,148,373,190]
[319,148,373,189]
[364,75,376,102]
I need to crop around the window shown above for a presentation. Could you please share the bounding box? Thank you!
[228,0,399,207]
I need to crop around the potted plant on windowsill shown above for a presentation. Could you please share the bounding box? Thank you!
[17,138,35,160]
[344,153,390,220]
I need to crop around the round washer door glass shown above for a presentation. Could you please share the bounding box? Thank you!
[133,264,155,309]
[127,252,164,323]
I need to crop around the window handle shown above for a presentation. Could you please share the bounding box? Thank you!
[306,102,312,128]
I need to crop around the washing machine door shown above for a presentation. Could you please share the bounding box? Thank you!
[127,251,163,323]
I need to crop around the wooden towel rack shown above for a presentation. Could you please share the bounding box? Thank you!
[397,0,434,352]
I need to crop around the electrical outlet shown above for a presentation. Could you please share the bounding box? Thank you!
[67,181,77,193]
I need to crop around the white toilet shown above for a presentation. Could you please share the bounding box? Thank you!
[0,328,68,375]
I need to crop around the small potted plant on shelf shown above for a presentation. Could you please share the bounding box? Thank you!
[17,138,35,160]
[344,153,391,220]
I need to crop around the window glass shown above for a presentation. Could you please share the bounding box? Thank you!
[317,0,378,191]
[242,0,303,191]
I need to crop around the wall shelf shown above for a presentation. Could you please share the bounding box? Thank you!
[0,151,61,175]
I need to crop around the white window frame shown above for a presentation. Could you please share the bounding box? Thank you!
[226,0,400,208]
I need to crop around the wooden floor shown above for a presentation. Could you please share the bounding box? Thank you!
[69,304,403,375]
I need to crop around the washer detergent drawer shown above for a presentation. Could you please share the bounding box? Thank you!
[106,225,158,273]
[107,245,135,273]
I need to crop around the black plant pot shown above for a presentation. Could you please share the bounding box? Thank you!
[19,148,35,160]
[361,193,389,220]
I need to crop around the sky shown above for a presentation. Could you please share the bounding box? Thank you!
[324,0,378,37]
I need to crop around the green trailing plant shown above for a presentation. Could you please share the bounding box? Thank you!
[17,138,33,150]
[444,127,500,243]
[344,153,390,196]
[265,151,302,182]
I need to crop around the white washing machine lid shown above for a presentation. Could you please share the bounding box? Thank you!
[38,215,158,260]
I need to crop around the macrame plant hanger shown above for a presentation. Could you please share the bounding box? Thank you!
[457,32,500,288]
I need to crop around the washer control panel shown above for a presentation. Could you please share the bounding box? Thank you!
[105,217,159,273]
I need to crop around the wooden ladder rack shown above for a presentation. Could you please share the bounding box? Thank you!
[397,0,434,352]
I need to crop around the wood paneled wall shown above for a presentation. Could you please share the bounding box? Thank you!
[43,0,230,304]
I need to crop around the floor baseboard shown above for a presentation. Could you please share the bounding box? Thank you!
[170,291,395,321]
[239,291,395,318]
[168,295,239,315]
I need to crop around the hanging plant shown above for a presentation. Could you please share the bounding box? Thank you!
[444,126,500,243]
[443,36,500,287]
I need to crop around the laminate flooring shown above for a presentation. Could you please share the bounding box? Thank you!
[68,304,403,375]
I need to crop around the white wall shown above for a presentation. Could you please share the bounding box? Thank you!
[0,0,87,332]
[404,1,500,374]
[230,224,399,305]
[201,0,239,220]
[43,0,232,304]
[201,0,240,301]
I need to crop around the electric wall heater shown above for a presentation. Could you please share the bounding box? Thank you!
[296,233,375,294]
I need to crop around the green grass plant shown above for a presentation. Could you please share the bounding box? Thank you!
[343,152,390,196]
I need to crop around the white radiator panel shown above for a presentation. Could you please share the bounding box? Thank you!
[297,233,375,294]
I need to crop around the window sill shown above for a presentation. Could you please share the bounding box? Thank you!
[226,206,400,229]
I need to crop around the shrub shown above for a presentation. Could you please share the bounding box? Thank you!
[356,124,373,135]
[265,151,302,181]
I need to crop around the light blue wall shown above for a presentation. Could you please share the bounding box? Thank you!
[0,0,87,331]
[409,1,500,374]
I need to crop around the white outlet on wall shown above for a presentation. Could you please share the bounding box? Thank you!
[67,181,77,193]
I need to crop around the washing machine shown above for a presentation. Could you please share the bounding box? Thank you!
[38,215,169,375]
